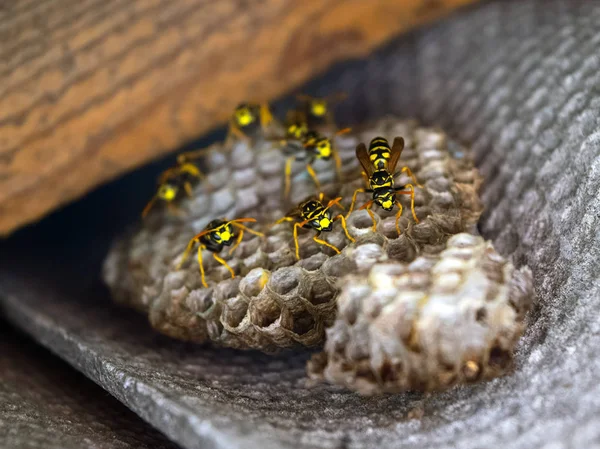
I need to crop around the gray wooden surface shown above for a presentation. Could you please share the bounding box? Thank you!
[0,324,178,449]
[1,0,599,448]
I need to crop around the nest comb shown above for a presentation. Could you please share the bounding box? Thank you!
[307,233,534,394]
[103,117,485,352]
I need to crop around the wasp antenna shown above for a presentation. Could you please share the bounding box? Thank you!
[141,195,158,218]
[230,217,257,224]
[296,93,313,102]
[176,239,197,270]
[325,197,343,211]
[325,92,348,103]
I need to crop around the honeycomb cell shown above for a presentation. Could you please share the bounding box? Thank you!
[249,292,281,329]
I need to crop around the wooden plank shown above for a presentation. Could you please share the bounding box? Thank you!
[0,0,477,235]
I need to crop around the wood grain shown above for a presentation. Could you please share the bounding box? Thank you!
[0,0,477,236]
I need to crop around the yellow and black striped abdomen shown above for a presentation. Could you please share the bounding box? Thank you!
[368,137,391,170]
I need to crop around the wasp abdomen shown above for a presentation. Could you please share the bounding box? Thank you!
[368,137,392,170]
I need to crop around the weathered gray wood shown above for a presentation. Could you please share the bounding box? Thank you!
[0,324,178,449]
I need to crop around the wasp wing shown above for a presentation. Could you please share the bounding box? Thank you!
[326,91,348,105]
[355,142,375,177]
[388,137,405,174]
[283,205,303,220]
[157,165,183,184]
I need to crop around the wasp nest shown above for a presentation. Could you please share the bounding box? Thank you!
[103,117,488,352]
[307,233,534,394]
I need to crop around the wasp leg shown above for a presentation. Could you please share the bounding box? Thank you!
[184,182,194,197]
[394,200,404,236]
[335,127,352,136]
[295,93,313,102]
[313,232,341,255]
[226,123,250,145]
[332,146,343,183]
[233,223,264,237]
[347,188,365,218]
[396,184,418,223]
[177,239,196,269]
[284,156,296,199]
[293,222,305,260]
[213,253,235,279]
[167,202,185,217]
[326,111,336,127]
[259,103,274,129]
[330,128,351,181]
[399,166,423,188]
[274,216,295,226]
[177,148,211,164]
[197,246,209,287]
[358,200,378,232]
[198,245,208,288]
[333,214,355,243]
[229,229,244,255]
[329,92,348,105]
[177,239,208,288]
[141,195,159,218]
[229,223,264,255]
[305,163,321,191]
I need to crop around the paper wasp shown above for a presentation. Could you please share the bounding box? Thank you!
[295,93,347,128]
[273,127,350,199]
[274,192,355,260]
[142,161,205,218]
[227,102,273,142]
[347,136,422,235]
[282,109,310,140]
[177,218,264,288]
[141,144,223,218]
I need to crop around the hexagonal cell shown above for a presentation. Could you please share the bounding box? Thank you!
[296,253,327,271]
[306,274,338,306]
[220,296,249,329]
[267,267,306,297]
[346,210,380,236]
[249,294,282,329]
[238,268,270,298]
[290,310,316,337]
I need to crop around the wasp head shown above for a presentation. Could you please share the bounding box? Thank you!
[309,213,333,232]
[210,221,235,246]
[286,121,308,140]
[234,103,257,127]
[310,100,327,117]
[374,190,395,211]
[315,138,332,159]
[305,135,332,160]
[157,183,178,201]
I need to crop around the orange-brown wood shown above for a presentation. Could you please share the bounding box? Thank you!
[0,0,477,236]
